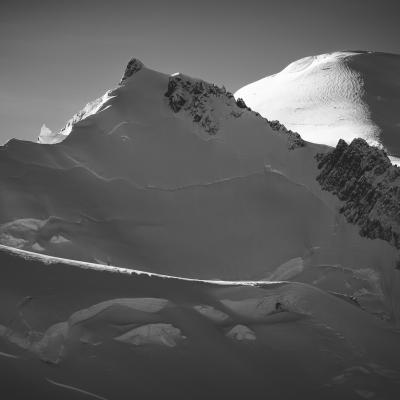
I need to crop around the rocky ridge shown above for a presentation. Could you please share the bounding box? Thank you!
[316,138,400,249]
[164,75,307,150]
[164,73,239,134]
[120,58,144,83]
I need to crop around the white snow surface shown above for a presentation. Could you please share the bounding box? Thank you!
[236,51,400,163]
[38,90,117,144]
[38,124,53,143]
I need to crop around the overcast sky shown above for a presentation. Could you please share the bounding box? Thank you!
[1,0,399,143]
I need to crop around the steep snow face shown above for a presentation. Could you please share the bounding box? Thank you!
[38,58,144,145]
[235,51,400,163]
[38,90,117,144]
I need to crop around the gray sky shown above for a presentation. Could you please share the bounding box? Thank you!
[1,0,399,143]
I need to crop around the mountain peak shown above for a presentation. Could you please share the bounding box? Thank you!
[120,58,144,83]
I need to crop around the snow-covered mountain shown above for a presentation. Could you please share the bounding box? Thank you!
[235,51,400,164]
[2,59,328,277]
[2,58,400,314]
[1,56,400,399]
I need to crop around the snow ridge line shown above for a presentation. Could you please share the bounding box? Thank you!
[0,244,282,287]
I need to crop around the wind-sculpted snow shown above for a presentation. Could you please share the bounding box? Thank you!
[316,138,400,250]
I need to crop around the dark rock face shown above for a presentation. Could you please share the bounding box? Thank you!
[164,74,237,135]
[316,138,400,249]
[236,97,248,109]
[266,120,306,150]
[120,58,144,83]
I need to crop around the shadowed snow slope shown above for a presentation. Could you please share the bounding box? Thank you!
[235,51,400,163]
[1,247,400,399]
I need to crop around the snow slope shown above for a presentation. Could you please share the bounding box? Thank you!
[1,246,400,400]
[235,51,400,164]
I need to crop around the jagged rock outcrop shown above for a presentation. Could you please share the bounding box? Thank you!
[120,58,144,83]
[235,97,249,109]
[316,138,400,248]
[266,119,306,150]
[164,74,237,135]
